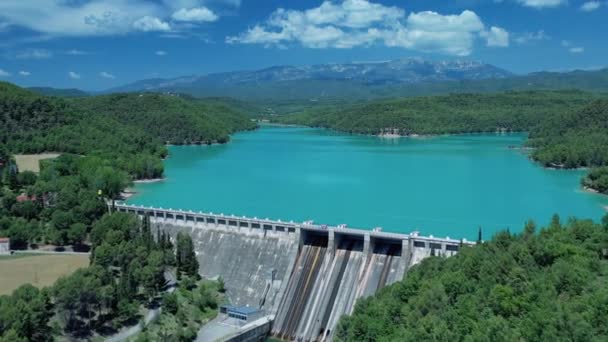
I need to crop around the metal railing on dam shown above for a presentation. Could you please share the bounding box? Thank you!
[113,203,475,252]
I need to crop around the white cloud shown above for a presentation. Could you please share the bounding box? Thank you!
[561,40,571,47]
[66,49,88,55]
[515,30,550,44]
[99,71,115,79]
[172,7,218,22]
[516,0,566,8]
[0,69,11,77]
[227,1,506,56]
[155,50,168,56]
[15,48,52,59]
[580,1,601,11]
[569,47,584,53]
[68,71,81,79]
[18,71,31,76]
[133,16,171,32]
[0,0,166,37]
[480,26,509,47]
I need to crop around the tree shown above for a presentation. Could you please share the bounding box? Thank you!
[17,171,37,187]
[68,223,87,246]
[0,285,53,342]
[162,293,179,315]
[176,232,199,278]
[94,166,130,211]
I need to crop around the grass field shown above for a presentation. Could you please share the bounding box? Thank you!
[0,253,89,295]
[14,153,61,173]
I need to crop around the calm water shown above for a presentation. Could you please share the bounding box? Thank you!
[128,126,608,240]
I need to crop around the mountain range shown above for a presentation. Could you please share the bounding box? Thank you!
[27,58,608,107]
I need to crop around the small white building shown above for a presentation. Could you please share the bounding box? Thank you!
[0,238,9,255]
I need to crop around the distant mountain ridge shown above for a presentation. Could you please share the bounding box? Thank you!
[28,86,89,98]
[108,58,512,93]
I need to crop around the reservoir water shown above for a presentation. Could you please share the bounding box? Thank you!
[128,126,608,240]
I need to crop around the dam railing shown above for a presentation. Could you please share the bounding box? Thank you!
[113,203,474,252]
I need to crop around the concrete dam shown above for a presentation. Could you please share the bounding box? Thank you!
[115,204,472,341]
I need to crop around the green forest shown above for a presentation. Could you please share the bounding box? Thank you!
[0,81,255,180]
[274,90,597,135]
[0,213,213,341]
[337,215,608,341]
[0,81,255,340]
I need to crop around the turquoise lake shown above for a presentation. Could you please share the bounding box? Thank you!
[128,126,608,240]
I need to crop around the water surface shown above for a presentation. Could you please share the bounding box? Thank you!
[128,126,607,240]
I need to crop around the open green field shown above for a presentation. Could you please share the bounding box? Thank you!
[0,253,89,295]
[14,153,61,173]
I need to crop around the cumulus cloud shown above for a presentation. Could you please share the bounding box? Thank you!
[227,1,507,56]
[155,50,168,56]
[172,7,218,22]
[133,16,171,32]
[0,0,165,37]
[68,71,81,79]
[99,71,115,79]
[480,26,509,47]
[580,1,601,11]
[515,30,550,44]
[18,71,31,76]
[15,48,52,59]
[0,69,11,77]
[516,0,566,8]
[0,1,230,37]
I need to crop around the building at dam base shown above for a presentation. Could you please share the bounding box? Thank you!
[115,203,471,341]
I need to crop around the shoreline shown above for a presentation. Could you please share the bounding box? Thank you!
[133,178,164,184]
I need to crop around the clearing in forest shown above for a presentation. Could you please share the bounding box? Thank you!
[0,253,89,295]
[13,153,61,173]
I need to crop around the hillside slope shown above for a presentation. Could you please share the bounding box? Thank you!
[337,217,608,341]
[275,90,597,135]
[0,82,256,178]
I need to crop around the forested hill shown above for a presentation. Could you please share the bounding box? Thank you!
[0,81,256,179]
[275,90,597,135]
[528,100,608,168]
[72,93,256,144]
[337,216,608,341]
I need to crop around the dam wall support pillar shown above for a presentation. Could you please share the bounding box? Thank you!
[328,230,335,255]
[441,243,447,257]
[363,233,371,258]
[395,239,411,281]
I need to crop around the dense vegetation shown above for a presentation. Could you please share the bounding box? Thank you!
[337,215,608,341]
[275,90,596,135]
[0,81,253,340]
[135,278,223,341]
[73,93,256,145]
[0,81,255,180]
[0,212,205,341]
[528,100,608,168]
[583,167,608,194]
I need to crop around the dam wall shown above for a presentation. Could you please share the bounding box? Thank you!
[115,203,472,341]
[150,218,298,311]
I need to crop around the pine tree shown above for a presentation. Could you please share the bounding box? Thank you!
[176,232,199,278]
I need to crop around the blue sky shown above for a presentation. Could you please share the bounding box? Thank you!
[0,0,606,90]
